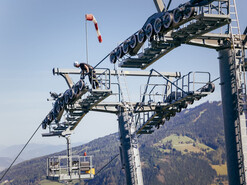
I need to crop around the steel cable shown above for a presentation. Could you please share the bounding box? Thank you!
[0,123,42,182]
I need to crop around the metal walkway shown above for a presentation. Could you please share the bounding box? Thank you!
[134,70,215,135]
[136,91,210,135]
[42,69,112,137]
[118,11,230,69]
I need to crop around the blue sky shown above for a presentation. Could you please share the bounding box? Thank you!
[0,0,246,147]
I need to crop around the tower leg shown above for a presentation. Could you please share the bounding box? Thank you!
[219,48,246,185]
[65,135,72,177]
[118,107,144,185]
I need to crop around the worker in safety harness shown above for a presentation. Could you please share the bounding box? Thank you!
[74,61,99,89]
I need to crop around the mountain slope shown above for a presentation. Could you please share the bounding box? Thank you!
[0,101,227,185]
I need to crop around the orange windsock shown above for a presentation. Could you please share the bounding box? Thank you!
[85,14,102,43]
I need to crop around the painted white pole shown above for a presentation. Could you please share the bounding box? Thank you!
[85,19,89,64]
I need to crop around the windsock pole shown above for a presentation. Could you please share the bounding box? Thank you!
[85,20,88,64]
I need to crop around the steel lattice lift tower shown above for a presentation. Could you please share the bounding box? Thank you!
[41,0,247,184]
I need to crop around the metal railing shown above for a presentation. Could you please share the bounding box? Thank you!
[47,155,94,180]
[196,0,229,15]
[140,69,185,104]
[87,68,111,90]
[135,70,214,134]
[177,71,211,92]
[140,84,167,104]
[140,69,212,105]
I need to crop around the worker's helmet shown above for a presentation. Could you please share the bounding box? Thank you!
[74,61,79,67]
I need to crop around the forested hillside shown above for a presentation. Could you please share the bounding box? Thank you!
[0,101,228,185]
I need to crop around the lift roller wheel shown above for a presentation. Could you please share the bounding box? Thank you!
[176,106,182,113]
[62,88,74,105]
[54,100,61,114]
[170,111,176,117]
[42,118,48,129]
[201,82,215,93]
[62,96,68,108]
[195,96,201,101]
[122,40,130,54]
[64,89,70,104]
[78,79,85,91]
[154,17,162,34]
[52,106,59,118]
[180,101,188,109]
[183,2,195,19]
[162,11,173,29]
[58,99,64,111]
[73,80,84,95]
[156,116,166,126]
[209,83,215,93]
[129,34,137,49]
[165,115,170,121]
[110,51,117,64]
[58,97,65,109]
[173,7,184,24]
[116,46,124,59]
[155,123,160,129]
[187,99,194,105]
[145,23,153,39]
[68,88,75,100]
[137,29,146,44]
[73,84,79,95]
[47,111,54,123]
[129,31,145,56]
[161,117,166,125]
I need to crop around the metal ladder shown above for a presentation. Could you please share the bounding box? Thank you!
[229,0,247,183]
[230,0,246,103]
[116,70,131,104]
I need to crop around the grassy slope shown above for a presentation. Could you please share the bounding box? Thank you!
[155,134,214,154]
[211,164,228,176]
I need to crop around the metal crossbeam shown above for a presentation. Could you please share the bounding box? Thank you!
[53,68,181,78]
